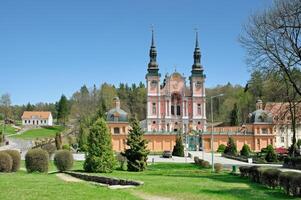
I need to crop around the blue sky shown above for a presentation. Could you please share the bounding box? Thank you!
[0,0,272,105]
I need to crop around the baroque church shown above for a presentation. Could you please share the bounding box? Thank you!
[145,31,206,134]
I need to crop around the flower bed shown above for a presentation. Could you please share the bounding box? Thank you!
[64,171,143,186]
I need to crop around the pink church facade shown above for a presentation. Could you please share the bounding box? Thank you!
[145,31,206,134]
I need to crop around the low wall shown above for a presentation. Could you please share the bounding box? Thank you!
[65,171,143,186]
[112,134,177,152]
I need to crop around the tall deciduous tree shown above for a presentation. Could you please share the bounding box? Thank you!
[122,118,149,172]
[84,118,116,173]
[57,95,69,125]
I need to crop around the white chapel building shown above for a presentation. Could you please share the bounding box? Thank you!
[21,111,53,126]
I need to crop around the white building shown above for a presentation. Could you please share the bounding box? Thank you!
[21,111,53,126]
[265,102,301,148]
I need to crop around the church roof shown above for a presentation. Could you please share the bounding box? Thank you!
[248,109,273,124]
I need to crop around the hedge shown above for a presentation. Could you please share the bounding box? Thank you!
[3,150,21,172]
[25,148,49,173]
[0,152,12,172]
[54,150,74,171]
[239,166,301,197]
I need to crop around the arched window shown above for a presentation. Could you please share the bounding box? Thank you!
[152,103,156,115]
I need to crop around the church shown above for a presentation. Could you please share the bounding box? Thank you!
[145,30,206,134]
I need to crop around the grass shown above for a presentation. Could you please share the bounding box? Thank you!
[0,124,17,135]
[12,126,65,140]
[0,162,294,200]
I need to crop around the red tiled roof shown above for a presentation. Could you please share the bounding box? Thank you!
[21,111,51,119]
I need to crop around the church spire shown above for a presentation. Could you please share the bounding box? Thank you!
[192,30,203,74]
[147,27,159,74]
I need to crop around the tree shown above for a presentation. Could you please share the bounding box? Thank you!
[0,93,11,120]
[172,134,184,157]
[229,103,239,126]
[241,0,301,157]
[240,144,251,157]
[122,118,149,172]
[55,133,62,150]
[240,0,301,97]
[224,137,237,156]
[83,118,116,173]
[265,145,277,162]
[57,95,69,125]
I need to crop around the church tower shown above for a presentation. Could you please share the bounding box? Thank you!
[146,29,161,132]
[190,31,206,131]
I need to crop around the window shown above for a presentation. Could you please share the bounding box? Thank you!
[197,104,201,115]
[261,128,268,134]
[114,127,120,134]
[281,137,284,143]
[198,121,201,125]
[171,105,175,115]
[25,120,27,124]
[122,127,125,133]
[152,121,156,124]
[28,120,31,124]
[257,139,260,145]
[44,120,46,123]
[176,105,181,116]
[152,103,156,115]
[270,139,273,144]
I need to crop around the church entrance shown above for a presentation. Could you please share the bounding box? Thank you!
[187,135,200,151]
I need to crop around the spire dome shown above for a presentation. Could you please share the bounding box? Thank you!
[191,30,203,76]
[147,27,159,75]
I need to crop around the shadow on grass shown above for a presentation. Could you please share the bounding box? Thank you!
[160,172,294,199]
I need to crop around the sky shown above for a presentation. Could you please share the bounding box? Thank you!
[0,0,273,105]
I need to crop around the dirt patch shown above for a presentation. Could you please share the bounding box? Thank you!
[56,173,83,183]
[132,191,175,200]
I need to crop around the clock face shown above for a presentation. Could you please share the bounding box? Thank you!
[150,80,157,88]
[195,81,202,89]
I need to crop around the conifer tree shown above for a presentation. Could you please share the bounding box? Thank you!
[84,118,116,173]
[224,137,237,156]
[57,95,69,125]
[122,118,149,172]
[172,134,184,157]
[229,103,239,126]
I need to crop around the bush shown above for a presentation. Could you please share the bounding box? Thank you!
[62,144,70,150]
[116,153,127,171]
[283,156,301,169]
[240,144,251,157]
[3,150,20,172]
[262,168,281,188]
[194,156,200,164]
[172,134,184,157]
[201,161,210,168]
[239,166,251,177]
[217,144,226,153]
[279,172,297,195]
[265,145,277,162]
[25,148,49,173]
[249,166,266,183]
[290,173,301,196]
[224,137,237,156]
[0,152,12,172]
[54,150,74,171]
[214,163,223,173]
[41,143,56,157]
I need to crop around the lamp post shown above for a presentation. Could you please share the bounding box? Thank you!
[210,94,224,172]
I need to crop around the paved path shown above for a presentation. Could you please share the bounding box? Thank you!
[189,151,282,168]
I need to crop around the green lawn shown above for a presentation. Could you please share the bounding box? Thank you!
[0,162,294,200]
[12,126,65,140]
[0,124,17,135]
